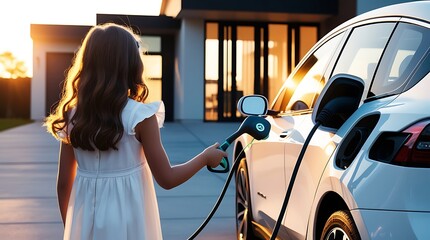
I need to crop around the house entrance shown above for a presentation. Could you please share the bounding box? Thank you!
[204,22,318,121]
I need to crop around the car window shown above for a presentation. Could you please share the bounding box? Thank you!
[272,33,343,113]
[369,23,430,98]
[332,23,396,87]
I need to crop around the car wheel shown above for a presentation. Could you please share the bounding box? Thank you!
[235,158,257,240]
[321,210,360,240]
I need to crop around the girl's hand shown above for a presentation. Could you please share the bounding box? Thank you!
[203,142,228,168]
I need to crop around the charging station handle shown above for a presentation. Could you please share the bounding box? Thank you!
[207,141,230,173]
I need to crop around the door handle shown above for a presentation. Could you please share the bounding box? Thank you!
[280,130,292,138]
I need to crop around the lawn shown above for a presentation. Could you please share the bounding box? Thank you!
[0,118,34,132]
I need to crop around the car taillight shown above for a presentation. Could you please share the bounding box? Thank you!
[369,119,430,167]
[393,120,430,166]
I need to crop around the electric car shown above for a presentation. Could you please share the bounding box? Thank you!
[233,2,430,239]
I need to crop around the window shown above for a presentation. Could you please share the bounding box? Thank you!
[272,33,343,113]
[331,23,396,94]
[140,36,161,52]
[268,24,288,104]
[142,55,162,102]
[370,23,430,98]
[140,36,162,102]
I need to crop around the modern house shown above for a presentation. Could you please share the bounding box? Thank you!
[30,0,415,122]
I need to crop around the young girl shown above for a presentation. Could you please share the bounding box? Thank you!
[45,23,227,240]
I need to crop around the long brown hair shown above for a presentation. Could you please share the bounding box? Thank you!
[45,23,148,151]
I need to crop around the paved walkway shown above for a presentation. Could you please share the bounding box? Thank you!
[0,120,241,240]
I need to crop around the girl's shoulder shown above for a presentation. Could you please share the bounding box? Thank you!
[123,99,165,135]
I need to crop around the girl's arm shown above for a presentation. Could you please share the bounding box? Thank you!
[135,115,227,189]
[57,142,77,225]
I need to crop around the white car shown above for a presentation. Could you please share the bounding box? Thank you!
[233,1,430,240]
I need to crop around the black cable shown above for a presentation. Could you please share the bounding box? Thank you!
[187,141,253,240]
[269,121,321,240]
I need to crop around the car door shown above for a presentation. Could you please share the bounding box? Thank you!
[253,32,345,238]
[249,32,345,232]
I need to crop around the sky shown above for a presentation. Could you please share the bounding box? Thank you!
[0,0,162,77]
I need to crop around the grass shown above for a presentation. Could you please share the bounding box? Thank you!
[0,118,34,132]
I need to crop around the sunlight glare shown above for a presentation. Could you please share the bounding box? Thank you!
[0,0,162,77]
[0,1,33,77]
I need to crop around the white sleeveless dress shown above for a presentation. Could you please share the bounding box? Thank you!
[63,99,164,240]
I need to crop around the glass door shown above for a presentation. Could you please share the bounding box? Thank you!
[205,23,258,121]
[220,25,255,120]
[204,22,317,121]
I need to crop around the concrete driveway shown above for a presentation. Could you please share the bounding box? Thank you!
[0,120,241,240]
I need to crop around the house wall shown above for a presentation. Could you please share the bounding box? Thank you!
[357,0,417,14]
[31,40,78,120]
[320,0,357,38]
[174,18,205,120]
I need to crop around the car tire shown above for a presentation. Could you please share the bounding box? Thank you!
[235,158,257,240]
[321,210,360,240]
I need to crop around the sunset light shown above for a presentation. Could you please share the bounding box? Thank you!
[0,0,162,77]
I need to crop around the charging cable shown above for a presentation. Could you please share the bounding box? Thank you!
[269,96,358,239]
[187,140,255,240]
[269,122,321,239]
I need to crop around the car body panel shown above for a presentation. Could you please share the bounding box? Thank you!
[346,73,430,211]
[353,209,430,239]
[305,79,430,238]
[247,120,286,222]
[281,115,335,238]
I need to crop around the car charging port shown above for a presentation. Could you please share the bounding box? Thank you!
[336,114,380,169]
